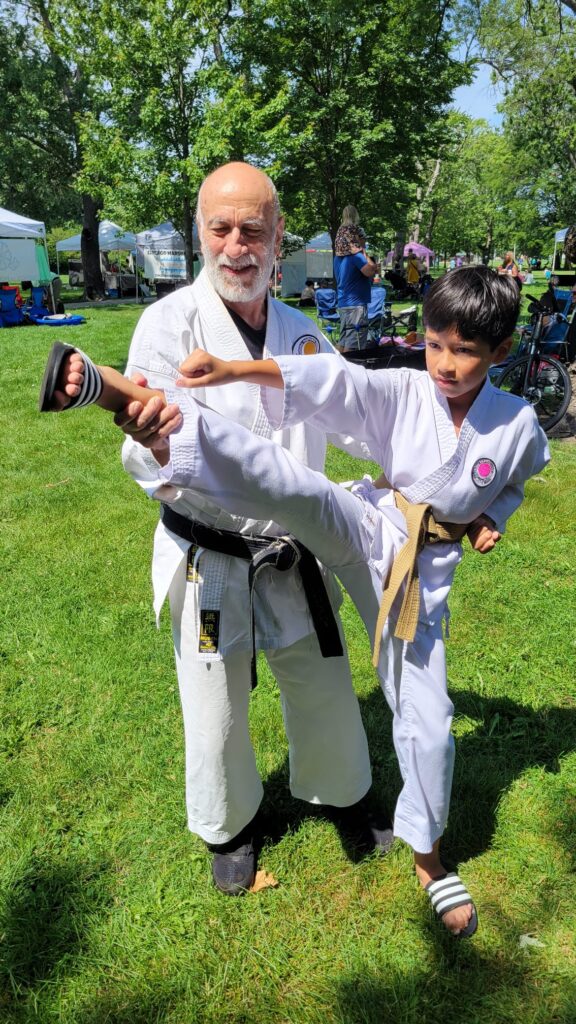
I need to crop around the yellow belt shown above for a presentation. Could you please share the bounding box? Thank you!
[371,487,468,666]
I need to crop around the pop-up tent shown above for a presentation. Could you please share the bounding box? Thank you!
[0,206,52,283]
[552,227,569,269]
[135,221,201,281]
[385,242,435,269]
[55,219,137,273]
[281,231,334,297]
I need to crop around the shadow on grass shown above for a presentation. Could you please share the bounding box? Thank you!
[443,690,576,867]
[78,986,186,1024]
[0,853,112,1010]
[333,959,576,1024]
[258,684,576,871]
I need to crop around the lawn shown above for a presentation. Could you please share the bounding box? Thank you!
[1,305,575,1023]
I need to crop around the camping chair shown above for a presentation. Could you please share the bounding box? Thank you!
[315,287,340,344]
[26,285,50,319]
[366,285,387,344]
[0,287,25,327]
[541,301,575,361]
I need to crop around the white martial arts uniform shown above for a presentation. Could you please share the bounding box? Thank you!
[159,354,550,853]
[122,272,372,844]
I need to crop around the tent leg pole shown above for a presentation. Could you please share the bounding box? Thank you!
[44,239,56,311]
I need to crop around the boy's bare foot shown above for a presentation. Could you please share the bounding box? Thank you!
[414,844,477,937]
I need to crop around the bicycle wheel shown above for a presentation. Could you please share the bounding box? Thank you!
[496,355,572,432]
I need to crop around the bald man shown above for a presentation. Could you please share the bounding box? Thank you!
[116,163,389,893]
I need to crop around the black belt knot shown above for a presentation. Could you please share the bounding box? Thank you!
[161,505,343,688]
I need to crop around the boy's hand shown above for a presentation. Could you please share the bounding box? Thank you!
[51,351,85,410]
[467,514,501,554]
[176,351,236,388]
[114,373,182,459]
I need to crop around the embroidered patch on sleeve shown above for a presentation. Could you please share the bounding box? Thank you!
[292,334,321,355]
[471,458,497,487]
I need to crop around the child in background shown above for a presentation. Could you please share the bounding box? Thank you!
[334,205,367,256]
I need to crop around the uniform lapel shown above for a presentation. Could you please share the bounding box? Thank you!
[403,376,491,504]
[193,269,254,360]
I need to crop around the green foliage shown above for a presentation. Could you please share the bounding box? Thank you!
[420,115,548,257]
[456,0,576,244]
[230,0,469,244]
[0,10,80,224]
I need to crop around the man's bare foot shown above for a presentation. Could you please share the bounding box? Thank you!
[414,843,476,937]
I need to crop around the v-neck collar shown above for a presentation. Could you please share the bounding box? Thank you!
[403,376,493,504]
[193,269,270,359]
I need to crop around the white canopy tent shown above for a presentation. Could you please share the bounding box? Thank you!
[552,226,569,270]
[0,207,45,239]
[135,221,201,281]
[56,219,138,298]
[0,206,54,304]
[56,219,136,255]
[281,231,334,297]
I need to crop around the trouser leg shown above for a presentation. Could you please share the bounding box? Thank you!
[338,305,369,351]
[377,620,455,854]
[173,396,373,575]
[266,624,372,808]
[169,563,263,845]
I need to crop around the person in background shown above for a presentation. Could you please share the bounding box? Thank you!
[298,279,317,307]
[498,251,520,285]
[334,210,380,352]
[406,250,421,290]
[334,205,366,257]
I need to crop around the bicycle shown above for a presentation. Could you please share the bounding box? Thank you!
[494,293,572,433]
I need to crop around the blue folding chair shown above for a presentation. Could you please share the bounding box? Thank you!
[0,288,25,326]
[367,285,387,343]
[315,287,340,344]
[26,285,50,319]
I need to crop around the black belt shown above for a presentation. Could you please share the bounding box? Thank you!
[161,505,343,688]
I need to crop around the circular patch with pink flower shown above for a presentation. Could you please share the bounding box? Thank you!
[471,458,497,487]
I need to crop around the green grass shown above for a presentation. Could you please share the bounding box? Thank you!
[1,307,575,1023]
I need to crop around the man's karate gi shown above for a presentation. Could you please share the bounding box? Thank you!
[122,271,372,844]
[159,354,549,853]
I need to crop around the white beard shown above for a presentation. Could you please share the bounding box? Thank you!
[202,240,276,303]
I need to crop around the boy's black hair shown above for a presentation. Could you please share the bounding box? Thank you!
[422,265,520,350]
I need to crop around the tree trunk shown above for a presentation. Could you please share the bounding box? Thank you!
[393,228,406,264]
[81,194,105,299]
[182,194,195,283]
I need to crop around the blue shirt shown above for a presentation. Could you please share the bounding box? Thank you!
[334,252,371,307]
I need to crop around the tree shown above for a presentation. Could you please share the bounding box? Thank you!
[0,11,79,225]
[2,0,114,296]
[454,0,576,235]
[221,0,469,249]
[418,115,545,259]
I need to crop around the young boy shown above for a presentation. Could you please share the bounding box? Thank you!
[40,266,549,937]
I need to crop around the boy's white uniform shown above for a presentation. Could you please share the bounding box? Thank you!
[160,354,550,853]
[122,272,372,844]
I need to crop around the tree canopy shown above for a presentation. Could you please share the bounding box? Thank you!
[1,0,574,271]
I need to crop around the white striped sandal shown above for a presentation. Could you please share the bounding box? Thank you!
[425,872,478,939]
[39,341,103,412]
